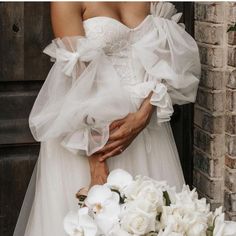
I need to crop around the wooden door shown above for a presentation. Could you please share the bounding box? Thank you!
[0,3,52,235]
[0,2,195,235]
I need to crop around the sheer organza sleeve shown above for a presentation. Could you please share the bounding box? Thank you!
[29,36,131,156]
[130,2,201,123]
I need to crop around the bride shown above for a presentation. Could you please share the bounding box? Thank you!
[14,2,201,236]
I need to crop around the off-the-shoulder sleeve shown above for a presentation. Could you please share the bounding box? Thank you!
[131,3,201,123]
[29,36,131,156]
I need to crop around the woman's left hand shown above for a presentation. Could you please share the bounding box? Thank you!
[95,94,155,162]
[96,113,146,162]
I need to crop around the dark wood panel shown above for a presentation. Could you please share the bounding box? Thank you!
[0,2,53,81]
[0,3,24,81]
[0,81,43,144]
[0,145,39,236]
[0,3,53,234]
[24,2,53,81]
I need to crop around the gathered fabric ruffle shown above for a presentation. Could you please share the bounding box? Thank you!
[126,12,201,124]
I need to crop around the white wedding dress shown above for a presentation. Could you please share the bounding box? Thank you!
[13,2,201,236]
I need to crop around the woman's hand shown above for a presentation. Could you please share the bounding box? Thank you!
[96,92,155,162]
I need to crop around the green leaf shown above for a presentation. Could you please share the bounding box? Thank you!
[156,212,161,221]
[206,227,213,236]
[163,191,171,206]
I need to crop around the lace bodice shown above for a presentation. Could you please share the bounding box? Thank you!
[83,15,155,84]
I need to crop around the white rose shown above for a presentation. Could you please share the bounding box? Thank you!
[123,178,146,201]
[121,211,154,235]
[121,198,156,235]
[124,176,166,203]
[135,184,164,212]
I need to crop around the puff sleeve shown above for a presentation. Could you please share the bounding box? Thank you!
[29,36,131,156]
[130,2,201,123]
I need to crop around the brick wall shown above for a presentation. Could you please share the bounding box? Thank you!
[194,2,236,220]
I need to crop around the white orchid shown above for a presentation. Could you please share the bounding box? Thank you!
[63,207,98,236]
[106,169,133,193]
[85,185,121,234]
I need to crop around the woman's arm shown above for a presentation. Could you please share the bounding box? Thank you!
[50,2,109,186]
[96,92,155,162]
[50,2,85,37]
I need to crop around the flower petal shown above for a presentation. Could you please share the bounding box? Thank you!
[107,169,133,191]
[63,211,80,235]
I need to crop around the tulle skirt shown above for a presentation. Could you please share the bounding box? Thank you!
[13,118,185,236]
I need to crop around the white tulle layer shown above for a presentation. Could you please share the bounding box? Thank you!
[14,120,185,236]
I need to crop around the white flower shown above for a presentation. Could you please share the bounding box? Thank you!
[120,199,156,235]
[224,221,236,236]
[85,185,120,234]
[63,169,236,236]
[210,206,236,236]
[108,224,132,236]
[160,202,209,235]
[106,169,133,192]
[186,220,208,236]
[85,185,119,214]
[121,211,154,235]
[134,183,164,212]
[124,175,166,203]
[63,207,98,236]
[210,207,225,236]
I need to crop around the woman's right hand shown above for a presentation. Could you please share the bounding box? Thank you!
[88,153,109,187]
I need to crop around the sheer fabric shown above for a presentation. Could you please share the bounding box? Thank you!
[13,2,201,236]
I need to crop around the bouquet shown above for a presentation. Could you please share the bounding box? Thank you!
[63,169,236,236]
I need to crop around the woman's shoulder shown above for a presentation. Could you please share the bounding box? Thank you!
[50,2,83,12]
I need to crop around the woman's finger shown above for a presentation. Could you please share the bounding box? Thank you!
[109,126,132,141]
[99,145,124,162]
[109,119,125,131]
[97,139,125,154]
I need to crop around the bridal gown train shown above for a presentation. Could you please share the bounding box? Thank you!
[13,2,201,236]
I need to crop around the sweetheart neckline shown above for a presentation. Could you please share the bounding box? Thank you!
[83,14,152,31]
